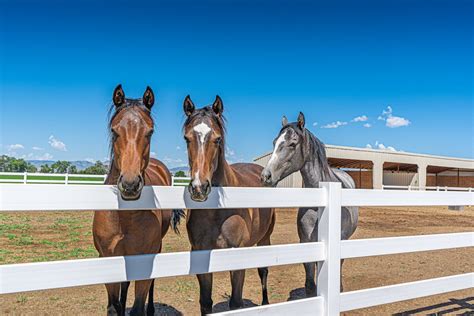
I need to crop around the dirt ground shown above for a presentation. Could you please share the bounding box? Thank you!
[1,206,473,315]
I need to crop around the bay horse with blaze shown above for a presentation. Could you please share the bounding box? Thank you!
[93,85,182,316]
[182,95,276,314]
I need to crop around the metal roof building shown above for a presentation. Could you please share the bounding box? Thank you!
[254,145,474,190]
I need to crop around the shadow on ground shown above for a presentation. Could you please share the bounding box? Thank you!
[126,303,183,315]
[213,299,258,313]
[287,287,307,301]
[393,296,474,315]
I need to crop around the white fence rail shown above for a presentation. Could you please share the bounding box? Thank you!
[0,183,473,315]
[0,172,190,187]
[382,184,473,192]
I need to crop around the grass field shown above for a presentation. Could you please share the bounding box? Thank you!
[1,207,473,315]
[0,174,105,184]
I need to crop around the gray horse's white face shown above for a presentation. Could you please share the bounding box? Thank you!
[261,114,307,186]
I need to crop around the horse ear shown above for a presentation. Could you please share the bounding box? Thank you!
[183,95,195,116]
[113,84,125,107]
[143,86,155,109]
[297,112,305,129]
[282,116,288,127]
[212,95,224,116]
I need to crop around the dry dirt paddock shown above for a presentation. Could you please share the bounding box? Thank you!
[1,206,473,315]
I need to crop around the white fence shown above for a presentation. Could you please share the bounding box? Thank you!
[383,184,473,192]
[0,172,190,187]
[0,172,107,184]
[0,183,473,315]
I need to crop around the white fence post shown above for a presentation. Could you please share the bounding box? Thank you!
[171,176,175,186]
[23,172,28,184]
[318,182,342,315]
[65,173,69,185]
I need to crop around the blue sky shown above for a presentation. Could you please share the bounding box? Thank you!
[1,0,472,167]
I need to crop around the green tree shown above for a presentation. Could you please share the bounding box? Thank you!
[68,165,78,174]
[51,161,71,173]
[0,155,36,172]
[81,161,108,175]
[40,164,52,173]
[174,170,186,177]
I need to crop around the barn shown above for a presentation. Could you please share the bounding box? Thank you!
[254,145,474,190]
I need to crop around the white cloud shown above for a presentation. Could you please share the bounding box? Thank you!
[386,116,411,128]
[32,146,44,151]
[378,106,410,128]
[225,147,235,157]
[312,122,318,127]
[367,141,397,152]
[363,123,371,128]
[84,158,95,163]
[176,146,181,150]
[321,121,347,129]
[49,135,67,151]
[352,115,368,122]
[8,144,24,151]
[150,151,157,158]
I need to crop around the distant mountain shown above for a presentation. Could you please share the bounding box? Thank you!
[169,166,190,176]
[27,160,95,171]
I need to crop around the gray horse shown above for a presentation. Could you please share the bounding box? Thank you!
[261,112,359,295]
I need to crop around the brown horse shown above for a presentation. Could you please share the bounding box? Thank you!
[182,95,276,314]
[93,85,182,316]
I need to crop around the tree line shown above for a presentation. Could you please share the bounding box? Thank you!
[0,155,108,175]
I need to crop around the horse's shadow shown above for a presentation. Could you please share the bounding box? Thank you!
[213,298,258,313]
[287,287,307,301]
[125,303,183,316]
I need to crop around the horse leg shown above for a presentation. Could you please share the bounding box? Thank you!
[130,279,153,316]
[303,262,317,297]
[229,269,245,310]
[257,235,272,305]
[119,281,130,316]
[105,283,122,316]
[257,268,269,305]
[147,280,155,316]
[297,207,318,297]
[197,273,213,315]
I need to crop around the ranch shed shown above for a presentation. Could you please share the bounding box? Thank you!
[254,145,474,190]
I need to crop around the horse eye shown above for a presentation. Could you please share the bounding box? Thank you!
[184,136,190,144]
[288,142,297,148]
[111,130,119,141]
[214,137,222,144]
[146,130,154,139]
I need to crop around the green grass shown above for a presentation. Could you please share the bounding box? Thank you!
[0,174,104,183]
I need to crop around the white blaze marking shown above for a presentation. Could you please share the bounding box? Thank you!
[192,171,201,187]
[268,131,287,166]
[193,122,211,144]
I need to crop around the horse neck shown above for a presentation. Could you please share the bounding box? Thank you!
[300,135,333,188]
[211,144,236,186]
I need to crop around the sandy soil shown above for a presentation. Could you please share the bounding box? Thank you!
[1,206,473,315]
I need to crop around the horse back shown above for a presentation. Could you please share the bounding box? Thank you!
[230,163,264,187]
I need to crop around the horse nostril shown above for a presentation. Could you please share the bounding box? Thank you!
[202,181,211,195]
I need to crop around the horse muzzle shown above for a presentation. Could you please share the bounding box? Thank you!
[188,180,211,202]
[118,174,144,201]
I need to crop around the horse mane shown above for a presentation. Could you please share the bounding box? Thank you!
[280,123,332,180]
[303,128,333,180]
[107,98,153,169]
